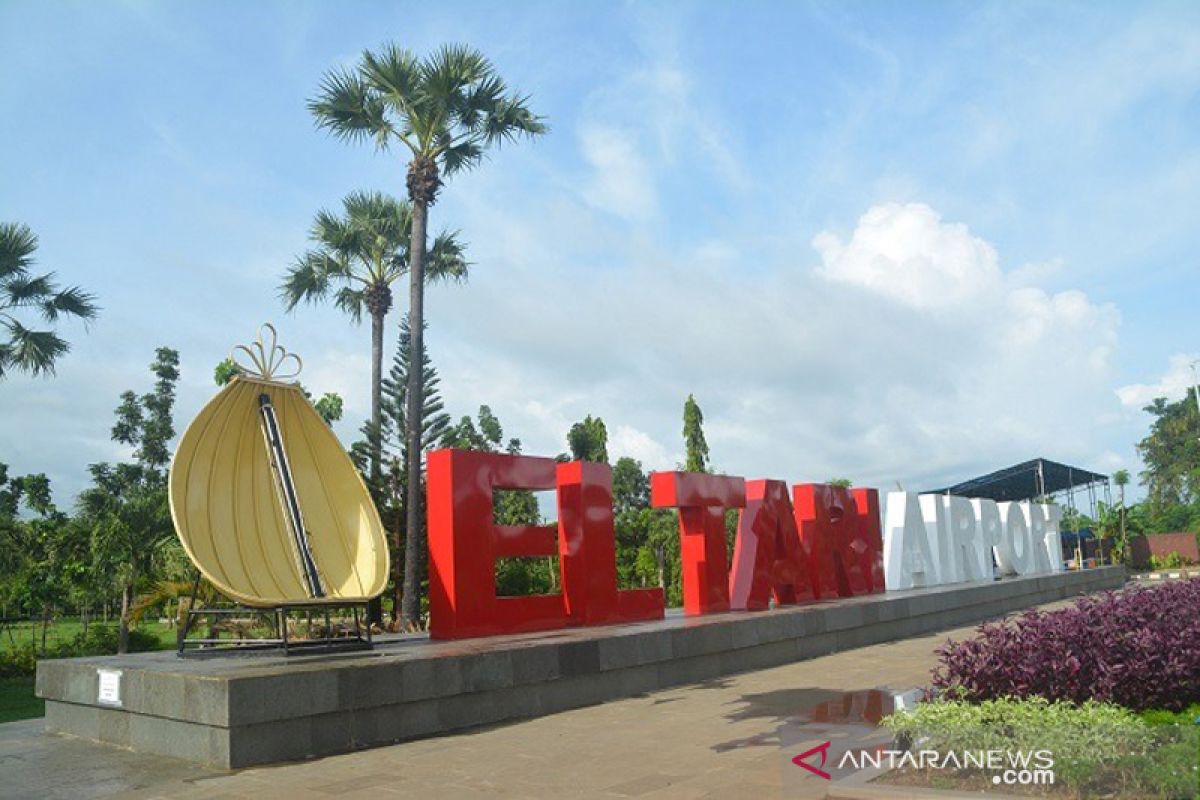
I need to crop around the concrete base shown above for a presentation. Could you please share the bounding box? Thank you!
[36,567,1124,768]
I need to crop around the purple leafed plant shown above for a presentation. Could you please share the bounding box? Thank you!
[931,579,1200,711]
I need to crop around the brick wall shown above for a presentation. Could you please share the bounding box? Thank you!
[1129,532,1200,569]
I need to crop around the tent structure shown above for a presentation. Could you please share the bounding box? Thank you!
[928,457,1112,567]
[927,457,1109,506]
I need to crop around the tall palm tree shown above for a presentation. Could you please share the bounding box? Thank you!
[0,222,98,378]
[280,190,467,488]
[1113,469,1130,562]
[309,44,545,630]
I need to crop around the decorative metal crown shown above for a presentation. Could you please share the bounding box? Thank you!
[231,323,303,381]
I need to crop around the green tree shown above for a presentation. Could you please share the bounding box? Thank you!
[567,415,608,463]
[0,222,99,378]
[0,466,71,645]
[1112,469,1130,561]
[1136,392,1200,531]
[612,457,649,514]
[310,43,546,630]
[78,348,180,653]
[683,394,709,473]
[371,315,453,623]
[280,191,467,487]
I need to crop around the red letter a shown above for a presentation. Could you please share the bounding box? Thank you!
[729,480,816,611]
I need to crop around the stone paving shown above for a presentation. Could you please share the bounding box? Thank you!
[3,604,1066,800]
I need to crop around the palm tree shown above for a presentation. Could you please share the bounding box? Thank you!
[309,44,545,630]
[0,222,98,378]
[280,191,467,488]
[1113,469,1130,563]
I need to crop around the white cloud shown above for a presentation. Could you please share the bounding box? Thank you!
[424,191,1124,493]
[1116,354,1199,409]
[609,424,676,470]
[814,202,1002,309]
[578,126,657,220]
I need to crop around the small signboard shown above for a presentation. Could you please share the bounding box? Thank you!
[97,668,122,707]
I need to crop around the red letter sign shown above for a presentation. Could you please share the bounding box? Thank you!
[650,471,745,615]
[427,449,566,639]
[852,487,885,594]
[729,479,817,611]
[793,484,875,598]
[556,461,664,625]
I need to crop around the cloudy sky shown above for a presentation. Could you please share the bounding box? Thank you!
[2,0,1198,506]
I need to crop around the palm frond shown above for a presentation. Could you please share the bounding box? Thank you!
[279,252,337,309]
[2,272,53,307]
[308,67,393,148]
[41,284,99,323]
[426,230,470,284]
[0,222,37,280]
[1,318,68,377]
[452,73,506,130]
[440,139,484,175]
[422,44,493,101]
[482,94,548,147]
[361,45,422,146]
[333,286,366,323]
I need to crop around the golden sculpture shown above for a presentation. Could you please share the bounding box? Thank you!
[168,324,388,607]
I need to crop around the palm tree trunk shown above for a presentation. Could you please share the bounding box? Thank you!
[367,310,385,625]
[370,310,384,483]
[391,459,403,627]
[400,196,430,631]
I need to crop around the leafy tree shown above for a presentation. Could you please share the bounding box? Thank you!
[827,478,853,488]
[363,315,453,624]
[683,394,709,473]
[567,415,608,463]
[0,465,73,644]
[612,457,649,514]
[310,43,546,630]
[444,405,520,455]
[1136,391,1200,531]
[1112,469,1131,561]
[280,191,467,487]
[0,222,98,378]
[313,393,344,426]
[78,348,180,653]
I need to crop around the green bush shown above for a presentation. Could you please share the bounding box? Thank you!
[0,624,163,676]
[881,696,1197,798]
[1149,551,1195,570]
[0,646,37,678]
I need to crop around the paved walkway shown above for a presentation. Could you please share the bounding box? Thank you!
[2,610,1035,800]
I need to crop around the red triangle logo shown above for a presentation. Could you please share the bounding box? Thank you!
[792,740,832,780]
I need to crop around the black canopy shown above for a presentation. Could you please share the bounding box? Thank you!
[926,458,1108,502]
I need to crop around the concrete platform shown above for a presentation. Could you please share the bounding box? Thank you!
[36,567,1123,769]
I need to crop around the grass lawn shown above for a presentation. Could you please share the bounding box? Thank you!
[1,617,178,654]
[0,618,178,725]
[0,677,42,724]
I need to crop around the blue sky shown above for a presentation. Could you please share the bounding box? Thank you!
[2,0,1198,506]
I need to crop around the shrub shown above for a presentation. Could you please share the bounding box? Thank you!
[68,624,160,656]
[1150,551,1195,570]
[0,624,163,676]
[0,646,37,678]
[932,579,1200,711]
[881,697,1196,798]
